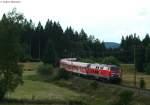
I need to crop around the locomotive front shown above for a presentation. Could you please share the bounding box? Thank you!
[108,65,121,81]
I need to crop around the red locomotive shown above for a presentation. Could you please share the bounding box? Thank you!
[60,58,121,81]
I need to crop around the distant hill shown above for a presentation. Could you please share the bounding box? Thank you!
[104,42,120,49]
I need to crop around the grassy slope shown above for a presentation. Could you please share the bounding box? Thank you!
[1,62,82,105]
[9,79,80,100]
[1,62,150,105]
[15,62,81,100]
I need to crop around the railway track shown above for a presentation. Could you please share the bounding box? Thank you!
[101,82,150,96]
[75,75,150,96]
[116,84,150,96]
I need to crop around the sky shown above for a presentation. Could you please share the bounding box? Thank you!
[1,0,150,43]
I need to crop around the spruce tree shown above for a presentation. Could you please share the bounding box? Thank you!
[42,40,58,66]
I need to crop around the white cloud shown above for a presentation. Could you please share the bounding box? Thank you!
[1,0,150,42]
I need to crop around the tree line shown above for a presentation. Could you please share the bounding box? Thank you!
[4,9,105,66]
[117,33,150,73]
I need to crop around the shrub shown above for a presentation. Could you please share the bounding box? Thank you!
[0,80,7,100]
[112,90,134,105]
[144,63,150,74]
[37,64,71,81]
[140,78,146,89]
[56,68,71,80]
[37,64,54,76]
[89,81,98,89]
[19,53,32,62]
[102,56,120,66]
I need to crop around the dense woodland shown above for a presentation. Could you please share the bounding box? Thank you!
[1,9,150,72]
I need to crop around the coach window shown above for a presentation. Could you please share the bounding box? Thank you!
[103,66,108,70]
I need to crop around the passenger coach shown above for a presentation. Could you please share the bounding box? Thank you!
[60,58,121,81]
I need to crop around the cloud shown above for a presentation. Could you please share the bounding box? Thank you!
[137,8,150,16]
[1,0,150,43]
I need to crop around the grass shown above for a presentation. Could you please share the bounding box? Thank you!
[53,77,150,105]
[1,62,150,105]
[1,62,83,105]
[121,64,150,89]
[9,79,80,100]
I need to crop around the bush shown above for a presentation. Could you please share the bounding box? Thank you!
[0,80,6,100]
[102,56,120,66]
[37,64,54,76]
[55,68,71,80]
[140,78,146,89]
[37,64,71,81]
[19,53,32,62]
[112,90,134,105]
[89,81,98,89]
[144,63,150,74]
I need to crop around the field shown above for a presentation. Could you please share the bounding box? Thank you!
[1,62,83,105]
[1,62,150,105]
[121,64,150,89]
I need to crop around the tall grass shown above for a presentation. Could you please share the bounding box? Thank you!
[121,64,135,74]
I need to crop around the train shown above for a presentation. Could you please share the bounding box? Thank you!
[60,58,121,82]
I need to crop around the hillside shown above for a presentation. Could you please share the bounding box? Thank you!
[104,42,120,49]
[1,62,150,105]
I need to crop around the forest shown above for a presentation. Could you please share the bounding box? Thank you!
[0,9,150,72]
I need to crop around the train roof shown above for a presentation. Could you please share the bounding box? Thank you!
[72,61,89,67]
[60,59,89,67]
[60,58,118,68]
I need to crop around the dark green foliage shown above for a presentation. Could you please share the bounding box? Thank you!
[134,47,145,72]
[142,34,150,46]
[37,64,71,81]
[112,90,134,105]
[120,34,150,73]
[56,68,71,80]
[145,44,150,64]
[89,81,98,89]
[37,64,54,76]
[118,90,134,105]
[102,56,120,66]
[0,9,23,100]
[144,63,150,74]
[42,40,58,66]
[0,9,106,65]
[140,78,145,89]
[120,34,141,63]
[0,80,7,99]
[35,22,44,59]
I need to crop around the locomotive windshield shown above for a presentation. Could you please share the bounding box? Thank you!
[110,67,119,71]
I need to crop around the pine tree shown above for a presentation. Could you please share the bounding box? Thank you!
[145,44,150,64]
[142,34,150,46]
[36,22,43,59]
[42,40,58,66]
[134,47,145,72]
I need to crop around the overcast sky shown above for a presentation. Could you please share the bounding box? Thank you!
[1,0,150,43]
